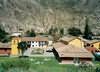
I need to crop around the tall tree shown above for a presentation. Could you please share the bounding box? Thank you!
[60,28,64,37]
[83,17,93,40]
[17,41,28,56]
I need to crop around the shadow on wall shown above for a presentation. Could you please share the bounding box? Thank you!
[52,48,61,62]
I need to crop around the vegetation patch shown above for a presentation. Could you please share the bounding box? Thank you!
[0,57,99,72]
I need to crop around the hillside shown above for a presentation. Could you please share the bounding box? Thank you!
[0,0,100,34]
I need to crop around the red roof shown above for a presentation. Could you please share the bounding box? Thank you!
[86,47,97,53]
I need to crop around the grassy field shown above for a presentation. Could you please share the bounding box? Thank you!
[0,57,98,72]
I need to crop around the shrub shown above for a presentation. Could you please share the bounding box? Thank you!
[68,27,82,36]
[25,29,36,37]
[0,25,9,43]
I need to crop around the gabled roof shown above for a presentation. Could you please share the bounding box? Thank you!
[53,43,93,58]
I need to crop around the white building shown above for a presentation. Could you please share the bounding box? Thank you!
[21,36,48,48]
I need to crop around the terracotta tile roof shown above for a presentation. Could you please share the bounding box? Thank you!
[21,37,34,41]
[21,36,48,42]
[86,47,97,53]
[0,43,11,48]
[53,42,66,48]
[33,36,48,41]
[53,43,93,58]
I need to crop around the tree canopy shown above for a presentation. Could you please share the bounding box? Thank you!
[17,41,28,56]
[25,29,36,37]
[68,27,82,36]
[0,25,9,43]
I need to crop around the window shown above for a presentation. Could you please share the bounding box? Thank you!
[32,45,34,47]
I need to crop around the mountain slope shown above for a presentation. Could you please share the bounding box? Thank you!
[0,0,100,34]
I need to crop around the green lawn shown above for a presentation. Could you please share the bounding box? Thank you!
[0,57,98,72]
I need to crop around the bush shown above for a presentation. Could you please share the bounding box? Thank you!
[68,27,82,36]
[0,25,9,43]
[25,29,36,37]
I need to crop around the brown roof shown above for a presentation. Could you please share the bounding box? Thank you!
[33,36,48,41]
[53,42,66,48]
[53,43,93,58]
[0,43,11,48]
[79,37,100,44]
[21,36,48,42]
[86,47,97,53]
[21,37,34,41]
[59,36,82,43]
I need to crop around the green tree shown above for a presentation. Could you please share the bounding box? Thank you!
[83,17,93,40]
[60,28,64,37]
[68,27,82,36]
[17,41,28,56]
[0,25,9,43]
[25,29,36,37]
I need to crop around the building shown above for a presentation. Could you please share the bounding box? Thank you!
[21,36,48,48]
[0,43,11,56]
[60,36,100,49]
[11,37,21,55]
[85,45,97,53]
[59,36,84,48]
[11,36,49,55]
[91,41,100,50]
[53,42,93,64]
[82,39,100,50]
